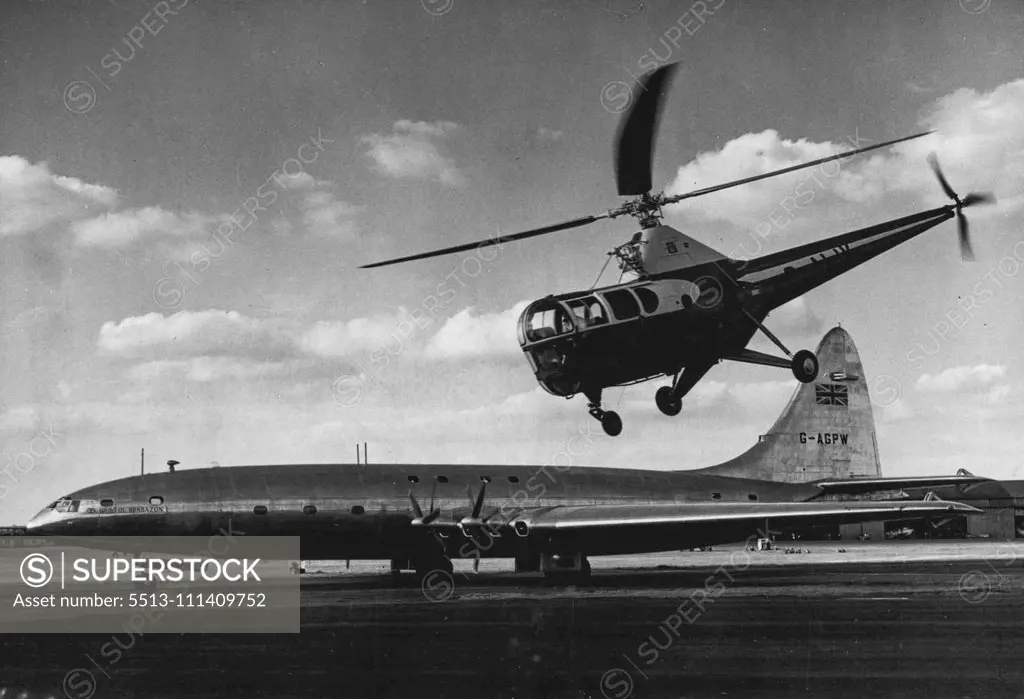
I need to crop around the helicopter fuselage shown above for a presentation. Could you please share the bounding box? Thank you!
[517,203,959,404]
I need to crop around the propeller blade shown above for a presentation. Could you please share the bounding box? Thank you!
[957,212,975,262]
[473,556,480,573]
[663,131,933,206]
[359,214,608,269]
[927,152,959,202]
[409,492,424,519]
[614,63,678,196]
[471,481,488,519]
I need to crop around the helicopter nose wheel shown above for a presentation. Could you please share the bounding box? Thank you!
[655,386,682,416]
[791,350,819,383]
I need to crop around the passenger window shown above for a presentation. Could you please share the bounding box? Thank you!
[748,494,758,501]
[100,499,114,507]
[303,505,318,515]
[603,290,640,320]
[253,505,268,515]
[634,287,659,314]
[149,496,164,506]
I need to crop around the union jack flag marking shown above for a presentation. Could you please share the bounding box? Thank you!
[815,383,848,407]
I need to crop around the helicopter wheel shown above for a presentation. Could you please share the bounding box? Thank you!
[655,386,682,417]
[791,350,818,383]
[600,411,622,437]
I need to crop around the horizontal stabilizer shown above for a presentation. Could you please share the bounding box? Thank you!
[813,475,992,496]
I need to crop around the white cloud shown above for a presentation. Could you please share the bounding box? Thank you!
[70,207,223,248]
[277,172,331,190]
[300,190,360,238]
[98,310,294,359]
[424,301,529,360]
[0,156,118,236]
[765,296,823,335]
[916,364,1007,392]
[0,406,41,432]
[537,127,563,141]
[125,357,293,383]
[362,120,465,186]
[298,307,427,358]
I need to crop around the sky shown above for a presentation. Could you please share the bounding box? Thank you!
[1,0,1023,524]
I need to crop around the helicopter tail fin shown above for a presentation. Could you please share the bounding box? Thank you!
[693,325,882,483]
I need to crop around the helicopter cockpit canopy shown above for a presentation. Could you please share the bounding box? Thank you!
[520,300,575,343]
[517,299,584,396]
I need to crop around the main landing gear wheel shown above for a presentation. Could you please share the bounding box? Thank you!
[655,386,682,416]
[791,350,818,383]
[599,410,622,437]
[586,389,623,436]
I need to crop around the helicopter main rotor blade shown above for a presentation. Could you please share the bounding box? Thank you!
[662,130,934,206]
[614,63,678,196]
[359,213,609,269]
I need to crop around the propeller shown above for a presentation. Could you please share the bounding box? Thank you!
[409,480,440,526]
[459,480,497,573]
[360,61,934,270]
[926,153,995,262]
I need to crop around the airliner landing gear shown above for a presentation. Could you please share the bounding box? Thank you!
[541,552,592,585]
[585,387,622,437]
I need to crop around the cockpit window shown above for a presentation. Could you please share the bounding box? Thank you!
[524,304,574,342]
[53,498,75,513]
[566,296,608,329]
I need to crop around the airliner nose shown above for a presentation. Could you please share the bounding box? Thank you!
[26,503,64,535]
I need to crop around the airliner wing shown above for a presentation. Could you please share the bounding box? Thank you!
[512,499,980,535]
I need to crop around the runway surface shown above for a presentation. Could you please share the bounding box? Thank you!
[2,542,1023,699]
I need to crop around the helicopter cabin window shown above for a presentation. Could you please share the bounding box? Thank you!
[565,296,608,329]
[634,287,659,314]
[524,305,574,342]
[603,289,640,320]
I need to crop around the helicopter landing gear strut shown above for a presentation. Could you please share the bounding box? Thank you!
[655,364,715,417]
[584,388,622,437]
[734,309,819,383]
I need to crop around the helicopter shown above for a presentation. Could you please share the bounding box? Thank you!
[361,63,994,437]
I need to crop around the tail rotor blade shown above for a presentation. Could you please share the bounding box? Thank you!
[958,213,975,262]
[962,192,995,207]
[927,152,959,202]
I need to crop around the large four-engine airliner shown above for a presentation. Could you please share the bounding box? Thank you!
[25,326,983,583]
